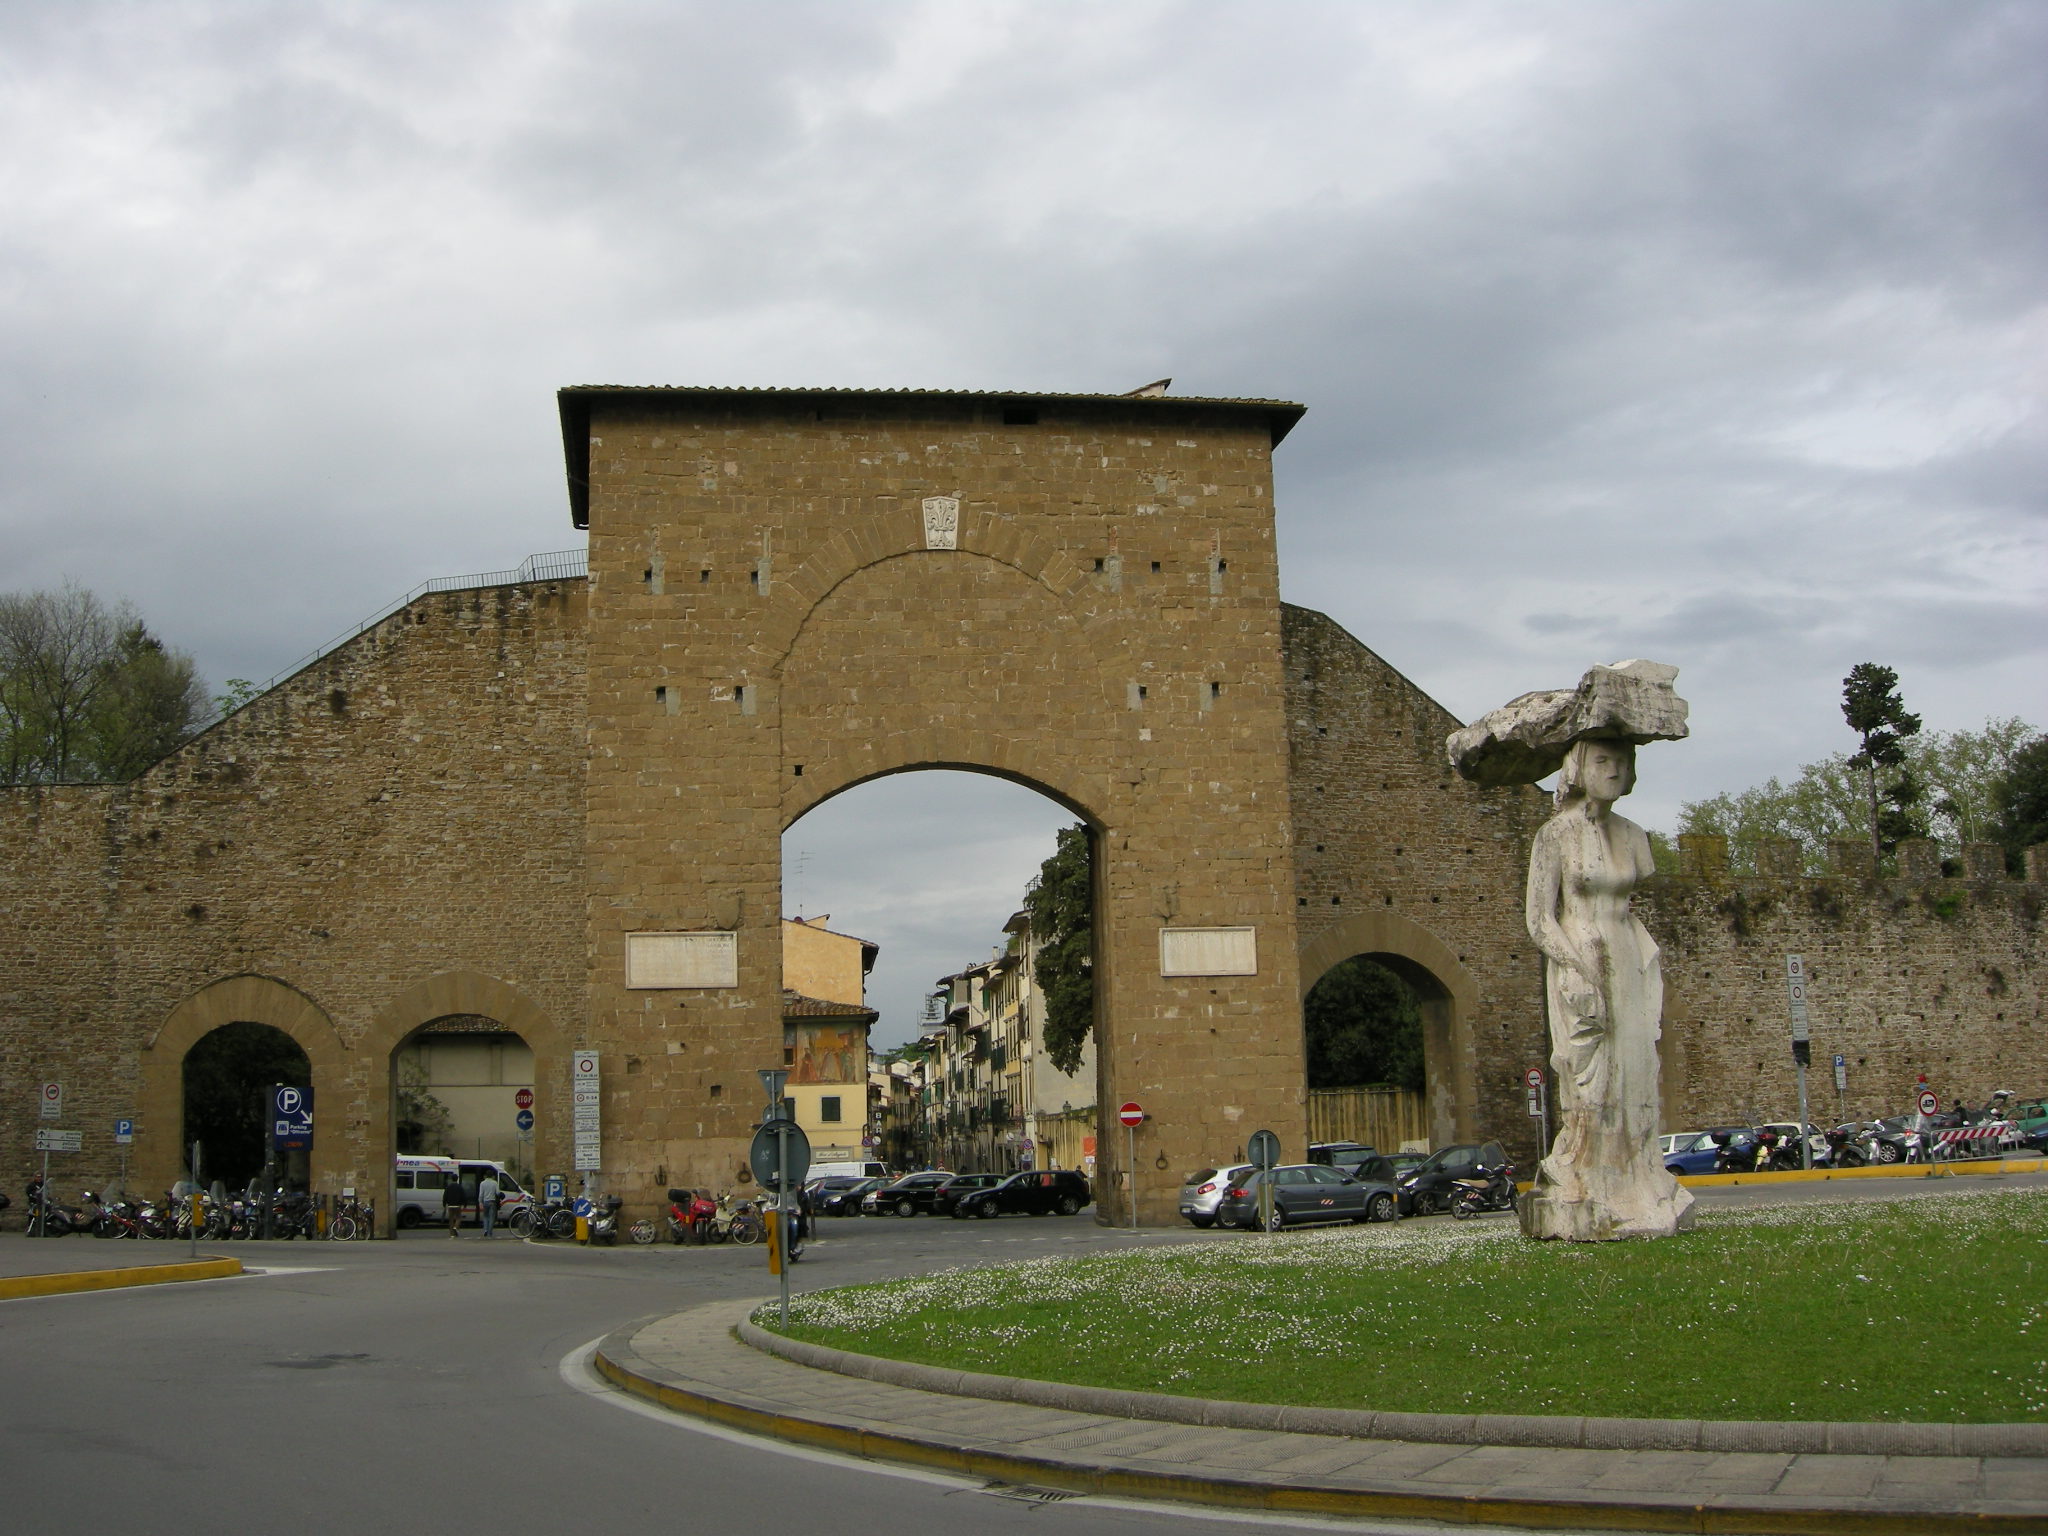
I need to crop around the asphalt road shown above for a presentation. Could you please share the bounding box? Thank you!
[3,1173,2040,1536]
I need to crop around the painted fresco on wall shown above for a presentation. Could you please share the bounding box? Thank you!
[792,1023,863,1084]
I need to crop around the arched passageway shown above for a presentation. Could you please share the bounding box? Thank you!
[1299,912,1478,1150]
[780,767,1098,1188]
[181,1021,312,1191]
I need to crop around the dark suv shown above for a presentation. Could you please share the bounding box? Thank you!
[950,1169,1092,1219]
[861,1171,954,1217]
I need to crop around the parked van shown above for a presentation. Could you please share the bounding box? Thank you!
[393,1156,532,1228]
[807,1159,888,1182]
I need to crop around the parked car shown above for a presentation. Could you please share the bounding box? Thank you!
[1397,1141,1508,1216]
[930,1172,1005,1216]
[861,1171,955,1217]
[806,1176,880,1216]
[1661,1130,1725,1175]
[950,1170,1092,1219]
[1215,1163,1399,1231]
[1306,1141,1376,1173]
[1179,1163,1255,1228]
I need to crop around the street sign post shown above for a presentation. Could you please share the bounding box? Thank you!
[572,1051,601,1173]
[515,1088,534,1110]
[40,1081,61,1120]
[33,1128,81,1152]
[1248,1128,1280,1231]
[1917,1088,1940,1118]
[1118,1102,1145,1231]
[114,1118,134,1145]
[1833,1053,1848,1118]
[1525,1067,1550,1157]
[748,1116,812,1327]
[1785,955,1812,1168]
[515,1109,534,1132]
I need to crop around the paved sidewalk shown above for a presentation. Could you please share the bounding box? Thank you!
[596,1300,2048,1535]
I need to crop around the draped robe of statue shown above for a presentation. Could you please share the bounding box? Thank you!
[1518,744,1694,1241]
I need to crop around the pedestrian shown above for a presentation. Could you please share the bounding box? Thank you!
[478,1170,500,1238]
[445,1176,466,1236]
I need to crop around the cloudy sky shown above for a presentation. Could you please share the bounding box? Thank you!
[3,2,2041,1043]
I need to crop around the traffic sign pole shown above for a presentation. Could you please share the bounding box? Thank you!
[1118,1103,1145,1230]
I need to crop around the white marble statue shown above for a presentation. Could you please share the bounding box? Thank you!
[1447,660,1694,1242]
[1519,739,1694,1240]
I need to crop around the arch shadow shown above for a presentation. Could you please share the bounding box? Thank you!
[1298,912,1479,1147]
[138,975,348,1196]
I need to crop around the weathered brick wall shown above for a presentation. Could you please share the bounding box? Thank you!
[1644,855,2043,1128]
[0,580,588,1207]
[1281,605,1555,1161]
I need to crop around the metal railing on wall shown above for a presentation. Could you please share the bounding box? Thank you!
[209,546,588,725]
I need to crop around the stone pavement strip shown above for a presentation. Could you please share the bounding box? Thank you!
[594,1299,2048,1535]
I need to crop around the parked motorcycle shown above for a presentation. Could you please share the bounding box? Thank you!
[1449,1163,1517,1218]
[1815,1127,1867,1168]
[584,1193,624,1245]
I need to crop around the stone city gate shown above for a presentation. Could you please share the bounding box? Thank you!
[566,386,1316,1223]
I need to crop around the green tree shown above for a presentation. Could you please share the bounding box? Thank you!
[1303,956,1425,1092]
[1675,717,2037,874]
[1841,663,1924,863]
[0,583,208,784]
[1023,823,1093,1075]
[1992,734,2048,873]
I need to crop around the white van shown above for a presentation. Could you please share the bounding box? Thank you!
[808,1159,888,1182]
[394,1156,532,1228]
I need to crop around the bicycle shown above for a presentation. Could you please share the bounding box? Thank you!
[327,1194,373,1241]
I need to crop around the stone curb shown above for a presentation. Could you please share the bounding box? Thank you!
[737,1317,2048,1459]
[1677,1157,2048,1188]
[0,1257,243,1301]
[594,1308,2048,1536]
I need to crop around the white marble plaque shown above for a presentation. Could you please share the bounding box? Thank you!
[922,496,960,549]
[625,931,738,989]
[1159,926,1258,977]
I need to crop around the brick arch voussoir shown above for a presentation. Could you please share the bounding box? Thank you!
[782,736,1112,833]
[1297,912,1476,1012]
[761,523,1103,674]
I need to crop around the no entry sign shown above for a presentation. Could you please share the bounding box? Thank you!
[1118,1101,1145,1127]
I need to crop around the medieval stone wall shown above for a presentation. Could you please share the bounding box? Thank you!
[0,579,588,1204]
[1280,605,1554,1158]
[1646,845,2043,1129]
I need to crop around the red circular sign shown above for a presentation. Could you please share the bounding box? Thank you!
[515,1088,534,1110]
[1917,1090,1939,1116]
[1118,1102,1145,1127]
[1524,1068,1545,1088]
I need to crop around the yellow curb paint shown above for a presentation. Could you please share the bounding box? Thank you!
[591,1344,2042,1536]
[0,1257,242,1301]
[1678,1159,2045,1189]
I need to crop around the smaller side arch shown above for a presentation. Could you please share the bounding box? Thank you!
[360,972,571,1230]
[1298,912,1480,1147]
[138,975,348,1196]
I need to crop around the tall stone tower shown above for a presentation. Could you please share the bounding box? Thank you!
[561,385,1309,1220]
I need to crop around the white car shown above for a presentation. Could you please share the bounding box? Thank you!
[1179,1163,1255,1228]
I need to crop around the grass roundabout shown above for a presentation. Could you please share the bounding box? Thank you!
[760,1188,2047,1424]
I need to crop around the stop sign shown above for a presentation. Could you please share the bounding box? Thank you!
[1118,1102,1145,1127]
[515,1088,534,1110]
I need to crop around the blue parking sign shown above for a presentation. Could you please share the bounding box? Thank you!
[272,1085,314,1151]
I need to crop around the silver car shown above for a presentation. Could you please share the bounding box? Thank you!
[1179,1163,1254,1228]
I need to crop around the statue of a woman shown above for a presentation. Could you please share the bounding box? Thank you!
[1519,738,1694,1240]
